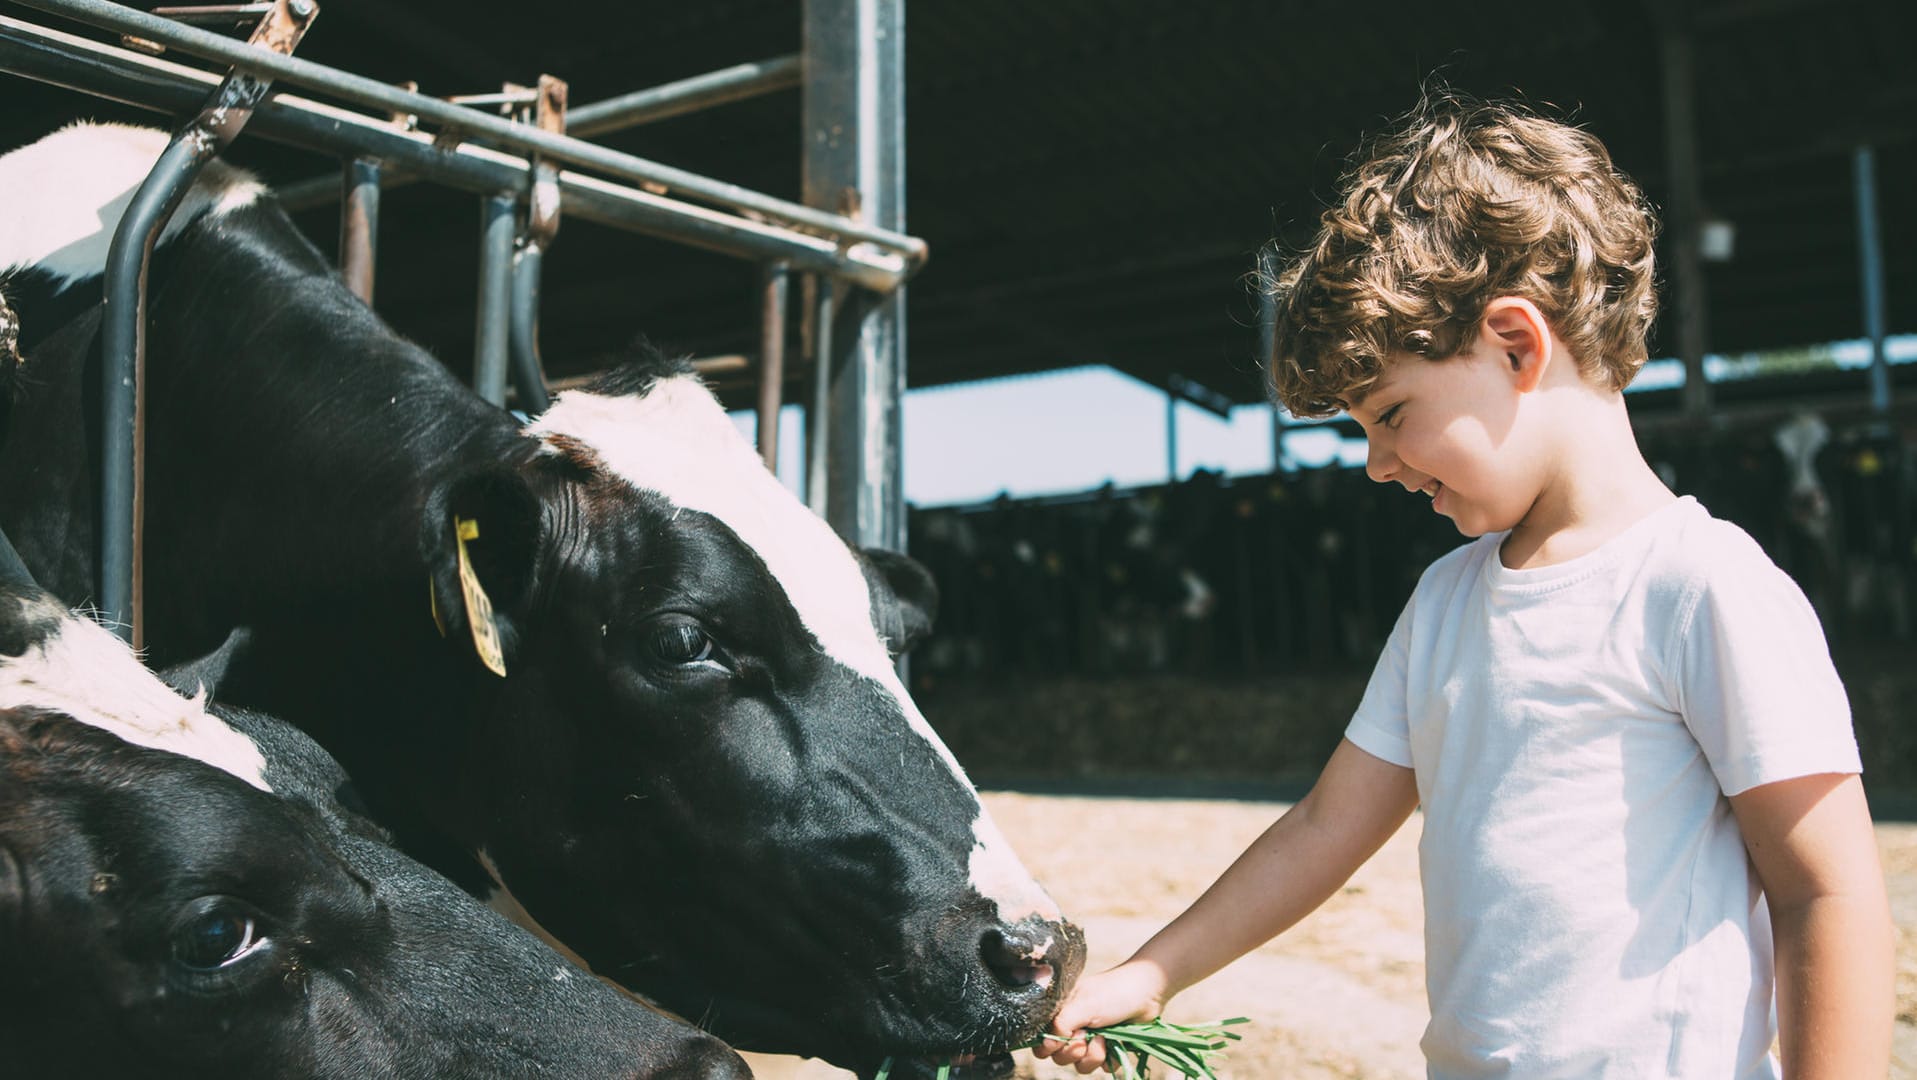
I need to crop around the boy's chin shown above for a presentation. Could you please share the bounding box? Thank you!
[1444,509,1508,538]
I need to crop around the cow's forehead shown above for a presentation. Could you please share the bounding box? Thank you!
[530,376,898,684]
[0,594,269,791]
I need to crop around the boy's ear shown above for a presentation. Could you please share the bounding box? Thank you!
[1482,297,1553,394]
[420,466,543,671]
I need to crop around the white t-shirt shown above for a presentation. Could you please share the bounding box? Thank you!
[1346,496,1861,1079]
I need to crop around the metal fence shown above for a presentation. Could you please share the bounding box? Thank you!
[0,0,917,644]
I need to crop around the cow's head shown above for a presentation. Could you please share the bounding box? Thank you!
[419,351,1084,1072]
[0,583,749,1079]
[1773,410,1833,539]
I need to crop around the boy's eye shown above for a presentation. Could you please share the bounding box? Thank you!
[1378,404,1403,429]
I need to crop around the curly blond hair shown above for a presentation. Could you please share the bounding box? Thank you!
[1264,93,1660,418]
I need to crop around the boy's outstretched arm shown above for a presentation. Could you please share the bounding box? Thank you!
[1730,772,1893,1079]
[1036,738,1417,1073]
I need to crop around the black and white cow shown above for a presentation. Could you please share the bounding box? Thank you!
[0,579,750,1079]
[0,122,1081,1075]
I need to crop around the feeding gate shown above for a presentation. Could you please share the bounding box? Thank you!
[0,0,920,645]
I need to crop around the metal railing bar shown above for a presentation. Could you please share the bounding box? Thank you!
[567,54,802,138]
[473,193,514,406]
[338,156,378,302]
[14,0,926,266]
[95,0,311,645]
[0,14,912,290]
[756,261,790,472]
[507,241,552,415]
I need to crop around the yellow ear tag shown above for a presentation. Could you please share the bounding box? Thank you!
[454,516,508,678]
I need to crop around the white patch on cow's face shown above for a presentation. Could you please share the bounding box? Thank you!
[527,376,1061,923]
[0,593,269,791]
[0,122,265,286]
[1773,411,1830,496]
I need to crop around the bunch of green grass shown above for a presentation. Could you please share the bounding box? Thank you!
[873,1016,1248,1080]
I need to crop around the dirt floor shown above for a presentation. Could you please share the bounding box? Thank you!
[743,791,1917,1079]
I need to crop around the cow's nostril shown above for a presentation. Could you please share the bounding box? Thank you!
[979,925,1056,991]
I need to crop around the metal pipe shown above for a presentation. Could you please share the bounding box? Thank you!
[568,55,803,138]
[0,15,914,291]
[507,241,552,415]
[473,194,515,407]
[14,0,926,267]
[151,4,275,21]
[1166,391,1179,482]
[1658,16,1711,417]
[806,0,907,551]
[338,156,379,303]
[757,261,790,473]
[806,275,837,518]
[95,0,311,644]
[1854,144,1890,415]
[100,129,223,642]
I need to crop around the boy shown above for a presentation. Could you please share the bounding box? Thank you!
[1034,95,1893,1077]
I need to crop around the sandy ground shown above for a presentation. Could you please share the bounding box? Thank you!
[743,791,1917,1079]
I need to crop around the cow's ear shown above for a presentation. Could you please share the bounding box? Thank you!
[157,626,253,700]
[421,467,542,669]
[859,547,940,654]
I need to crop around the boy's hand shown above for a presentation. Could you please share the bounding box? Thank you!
[1031,960,1169,1074]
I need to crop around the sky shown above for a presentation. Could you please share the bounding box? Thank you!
[733,334,1916,510]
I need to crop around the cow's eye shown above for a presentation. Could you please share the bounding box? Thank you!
[648,621,716,666]
[173,906,266,971]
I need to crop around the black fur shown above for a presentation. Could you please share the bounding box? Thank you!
[0,593,748,1079]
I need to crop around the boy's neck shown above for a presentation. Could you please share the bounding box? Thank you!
[1500,394,1675,571]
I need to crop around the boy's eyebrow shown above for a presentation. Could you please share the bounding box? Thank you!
[1346,374,1397,419]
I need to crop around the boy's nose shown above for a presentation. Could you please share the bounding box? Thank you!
[1365,439,1398,484]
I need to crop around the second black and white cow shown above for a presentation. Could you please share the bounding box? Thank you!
[0,579,749,1079]
[0,123,1081,1075]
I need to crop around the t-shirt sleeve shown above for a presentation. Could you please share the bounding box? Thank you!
[1346,596,1414,768]
[1672,534,1861,796]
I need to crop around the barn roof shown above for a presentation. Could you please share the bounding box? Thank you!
[4,0,1912,414]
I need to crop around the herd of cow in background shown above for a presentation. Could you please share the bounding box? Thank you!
[908,413,1916,685]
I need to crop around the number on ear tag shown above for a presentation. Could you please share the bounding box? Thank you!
[455,516,508,677]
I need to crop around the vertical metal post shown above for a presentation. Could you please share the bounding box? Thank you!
[1658,13,1711,416]
[758,261,791,473]
[474,193,515,407]
[95,0,315,644]
[1854,144,1891,415]
[1166,390,1179,483]
[803,0,907,552]
[806,275,837,517]
[503,75,565,417]
[508,242,553,414]
[100,134,221,644]
[338,156,380,304]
